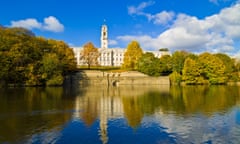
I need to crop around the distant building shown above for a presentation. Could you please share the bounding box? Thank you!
[72,24,170,67]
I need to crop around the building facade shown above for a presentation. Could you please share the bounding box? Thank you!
[72,24,170,67]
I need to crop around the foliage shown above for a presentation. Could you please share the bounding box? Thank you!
[235,60,240,81]
[182,57,206,84]
[137,52,172,76]
[135,46,238,85]
[137,52,161,76]
[81,42,100,69]
[171,51,189,74]
[214,53,237,81]
[122,41,143,70]
[198,53,227,84]
[159,48,169,51]
[169,71,182,85]
[171,51,239,85]
[0,27,77,86]
[159,55,172,75]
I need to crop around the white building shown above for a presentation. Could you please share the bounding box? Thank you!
[72,24,170,67]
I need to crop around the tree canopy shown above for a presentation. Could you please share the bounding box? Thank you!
[81,42,100,69]
[170,52,239,85]
[137,52,161,76]
[122,41,143,70]
[137,53,172,76]
[0,27,76,86]
[171,51,189,74]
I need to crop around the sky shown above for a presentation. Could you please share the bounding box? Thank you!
[1,0,240,57]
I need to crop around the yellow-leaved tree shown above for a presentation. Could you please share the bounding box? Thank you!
[81,42,100,69]
[122,41,143,70]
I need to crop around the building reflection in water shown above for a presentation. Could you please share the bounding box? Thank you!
[72,85,240,144]
[73,85,169,144]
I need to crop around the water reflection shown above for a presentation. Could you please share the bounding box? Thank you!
[0,85,240,144]
[73,85,240,143]
[0,87,75,143]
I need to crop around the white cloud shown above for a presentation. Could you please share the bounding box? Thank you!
[9,16,64,32]
[109,39,118,46]
[128,1,174,25]
[42,16,64,32]
[119,2,240,54]
[153,11,175,25]
[128,1,155,15]
[10,18,42,30]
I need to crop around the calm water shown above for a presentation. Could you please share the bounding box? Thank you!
[0,85,240,144]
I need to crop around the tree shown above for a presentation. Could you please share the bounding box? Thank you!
[159,55,172,75]
[137,52,161,76]
[159,48,169,51]
[0,27,77,86]
[122,41,143,70]
[81,42,99,69]
[169,71,182,85]
[171,51,189,74]
[0,27,35,84]
[236,60,240,80]
[47,39,77,74]
[41,53,63,86]
[214,53,236,81]
[198,53,227,84]
[182,57,206,84]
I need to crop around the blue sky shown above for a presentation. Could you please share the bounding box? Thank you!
[1,0,240,56]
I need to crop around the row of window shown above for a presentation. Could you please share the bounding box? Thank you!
[101,53,123,56]
[99,58,122,61]
[100,63,122,66]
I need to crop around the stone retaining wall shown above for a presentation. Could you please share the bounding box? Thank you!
[72,70,170,85]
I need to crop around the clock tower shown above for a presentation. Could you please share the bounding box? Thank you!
[101,24,108,49]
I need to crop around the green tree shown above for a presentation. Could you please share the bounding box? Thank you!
[171,51,189,74]
[214,53,237,81]
[81,42,99,69]
[122,41,143,70]
[41,54,63,86]
[198,53,227,84]
[235,59,240,73]
[235,60,240,80]
[159,55,172,75]
[0,27,35,84]
[182,57,206,84]
[47,39,77,74]
[169,71,182,85]
[0,27,76,86]
[137,52,161,76]
[159,48,169,51]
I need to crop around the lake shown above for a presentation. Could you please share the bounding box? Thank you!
[0,85,240,144]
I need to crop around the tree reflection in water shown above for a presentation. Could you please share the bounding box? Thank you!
[0,85,239,144]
